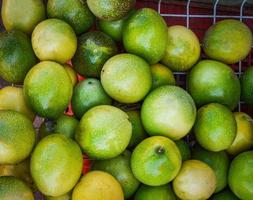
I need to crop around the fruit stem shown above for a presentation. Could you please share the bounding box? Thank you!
[156,146,165,154]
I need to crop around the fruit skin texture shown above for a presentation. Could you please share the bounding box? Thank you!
[72,171,124,200]
[123,8,168,64]
[141,85,196,140]
[241,66,253,105]
[188,60,240,110]
[32,19,77,64]
[175,139,191,161]
[72,31,117,78]
[92,150,140,199]
[134,184,176,200]
[45,192,71,200]
[212,189,240,200]
[71,78,112,119]
[101,53,152,103]
[0,30,37,84]
[0,176,34,200]
[192,145,230,193]
[87,0,135,21]
[47,0,95,35]
[0,110,35,164]
[1,0,46,35]
[23,61,73,119]
[173,160,216,200]
[63,64,77,87]
[194,103,236,152]
[0,86,35,121]
[203,19,252,64]
[161,25,200,71]
[75,105,132,159]
[227,112,253,156]
[131,136,182,186]
[228,151,253,199]
[30,134,83,197]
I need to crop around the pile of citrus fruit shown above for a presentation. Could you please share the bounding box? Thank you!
[0,0,253,200]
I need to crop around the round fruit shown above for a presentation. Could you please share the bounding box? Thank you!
[227,112,253,155]
[23,61,73,119]
[228,151,253,199]
[173,160,216,200]
[175,139,191,161]
[47,0,95,35]
[126,110,148,148]
[71,78,112,119]
[141,85,196,140]
[75,105,132,159]
[194,103,236,152]
[98,9,135,42]
[0,86,35,121]
[241,66,253,105]
[213,189,240,200]
[45,192,71,200]
[0,110,35,164]
[161,25,200,71]
[1,0,46,34]
[72,171,124,200]
[0,30,37,84]
[150,63,176,90]
[72,31,117,77]
[188,60,240,110]
[101,53,152,103]
[131,136,181,186]
[92,150,140,198]
[63,64,77,87]
[0,176,34,200]
[30,134,83,197]
[134,184,176,200]
[192,145,230,193]
[32,18,77,63]
[87,0,135,21]
[123,8,168,64]
[203,19,252,64]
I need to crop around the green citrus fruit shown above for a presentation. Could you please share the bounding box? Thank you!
[87,0,135,21]
[72,171,124,200]
[0,176,34,200]
[131,136,181,186]
[45,192,71,200]
[161,25,200,71]
[0,86,35,121]
[101,53,152,103]
[134,184,176,200]
[194,103,236,152]
[75,105,132,159]
[228,151,253,199]
[98,10,135,42]
[241,66,253,106]
[227,112,253,156]
[72,31,117,78]
[92,150,140,198]
[0,110,35,164]
[63,64,77,87]
[23,61,73,119]
[123,8,168,64]
[203,19,252,64]
[192,145,230,193]
[212,189,240,200]
[1,0,46,34]
[32,19,77,63]
[47,0,95,35]
[175,139,191,161]
[188,60,240,110]
[30,134,83,196]
[0,30,37,84]
[173,160,216,200]
[150,63,176,90]
[71,78,112,119]
[141,85,196,140]
[126,110,148,148]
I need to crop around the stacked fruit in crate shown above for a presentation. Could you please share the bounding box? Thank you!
[0,0,253,200]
